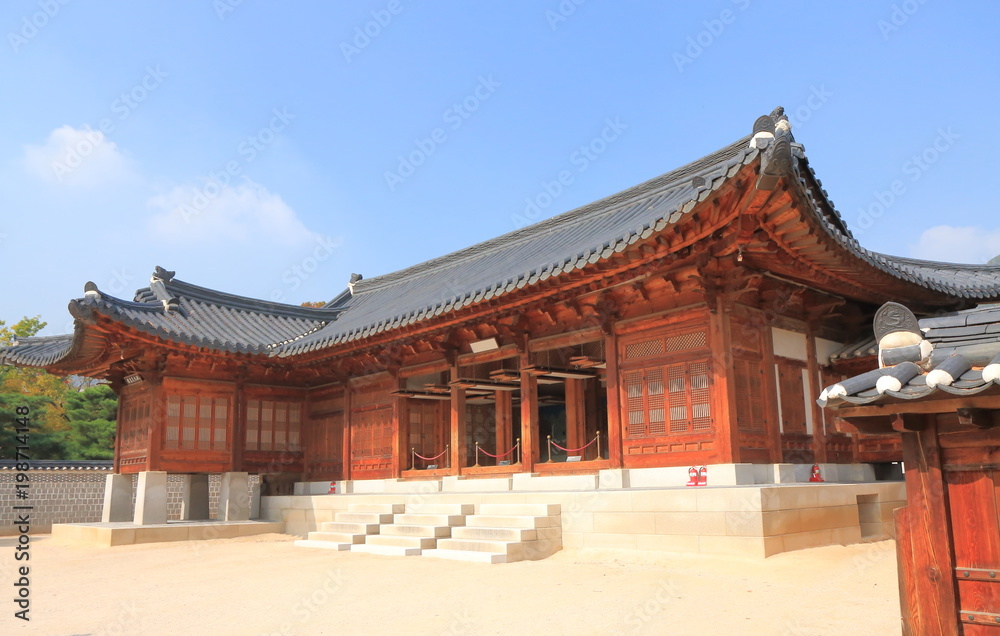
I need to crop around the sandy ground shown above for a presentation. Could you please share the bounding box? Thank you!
[0,533,900,636]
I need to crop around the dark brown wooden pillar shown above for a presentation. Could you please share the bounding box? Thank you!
[146,369,163,471]
[231,375,246,472]
[759,318,782,463]
[342,387,352,480]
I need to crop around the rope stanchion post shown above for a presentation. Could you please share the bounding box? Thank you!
[596,430,602,460]
[411,447,415,470]
[474,441,480,467]
[445,445,450,469]
[546,435,552,463]
[516,438,521,465]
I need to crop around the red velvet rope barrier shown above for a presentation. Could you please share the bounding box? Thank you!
[477,442,519,459]
[550,437,598,453]
[413,447,448,461]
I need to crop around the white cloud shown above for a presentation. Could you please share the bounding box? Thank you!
[147,178,319,247]
[910,225,1000,264]
[22,125,132,187]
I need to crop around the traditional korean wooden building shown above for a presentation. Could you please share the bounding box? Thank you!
[5,108,1000,504]
[820,301,1000,634]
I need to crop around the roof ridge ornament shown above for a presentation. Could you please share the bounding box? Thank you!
[152,266,176,283]
[348,273,363,295]
[83,281,100,299]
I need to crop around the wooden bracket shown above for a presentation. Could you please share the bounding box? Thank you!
[957,407,998,429]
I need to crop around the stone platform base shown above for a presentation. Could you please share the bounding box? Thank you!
[51,520,285,547]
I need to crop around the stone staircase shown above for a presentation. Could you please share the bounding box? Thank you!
[351,503,474,557]
[423,503,562,564]
[294,503,403,551]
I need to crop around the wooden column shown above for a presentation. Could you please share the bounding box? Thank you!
[495,390,513,457]
[449,366,466,474]
[709,303,737,464]
[391,373,408,478]
[342,386,352,481]
[603,332,624,468]
[759,318,782,464]
[519,352,538,471]
[565,378,586,452]
[146,369,164,471]
[899,415,959,635]
[231,375,246,472]
[805,326,828,463]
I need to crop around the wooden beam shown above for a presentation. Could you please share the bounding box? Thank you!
[834,394,1000,418]
[956,407,997,429]
[835,415,896,435]
[892,413,927,433]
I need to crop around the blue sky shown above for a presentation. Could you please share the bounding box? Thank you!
[1,0,998,336]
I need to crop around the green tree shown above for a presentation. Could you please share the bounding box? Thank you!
[62,385,117,459]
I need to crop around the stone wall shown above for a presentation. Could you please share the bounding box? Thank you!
[0,467,259,535]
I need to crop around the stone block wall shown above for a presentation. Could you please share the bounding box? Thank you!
[0,467,260,535]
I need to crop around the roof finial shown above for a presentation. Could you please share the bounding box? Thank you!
[348,273,363,295]
[152,266,176,283]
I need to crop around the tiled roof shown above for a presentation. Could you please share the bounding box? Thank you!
[5,108,1000,369]
[0,460,113,471]
[819,302,1000,408]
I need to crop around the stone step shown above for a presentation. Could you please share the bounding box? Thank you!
[294,539,352,551]
[519,539,563,561]
[393,513,467,527]
[466,515,559,529]
[478,503,561,517]
[306,531,365,544]
[346,503,406,514]
[451,526,536,542]
[321,521,380,534]
[422,548,507,564]
[336,512,394,524]
[436,538,523,560]
[365,535,438,549]
[403,503,475,515]
[379,524,452,538]
[350,544,422,557]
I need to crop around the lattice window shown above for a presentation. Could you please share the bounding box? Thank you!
[120,392,151,453]
[166,394,230,451]
[665,330,707,353]
[351,407,393,462]
[246,399,302,452]
[625,361,712,439]
[625,338,664,360]
[690,362,712,431]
